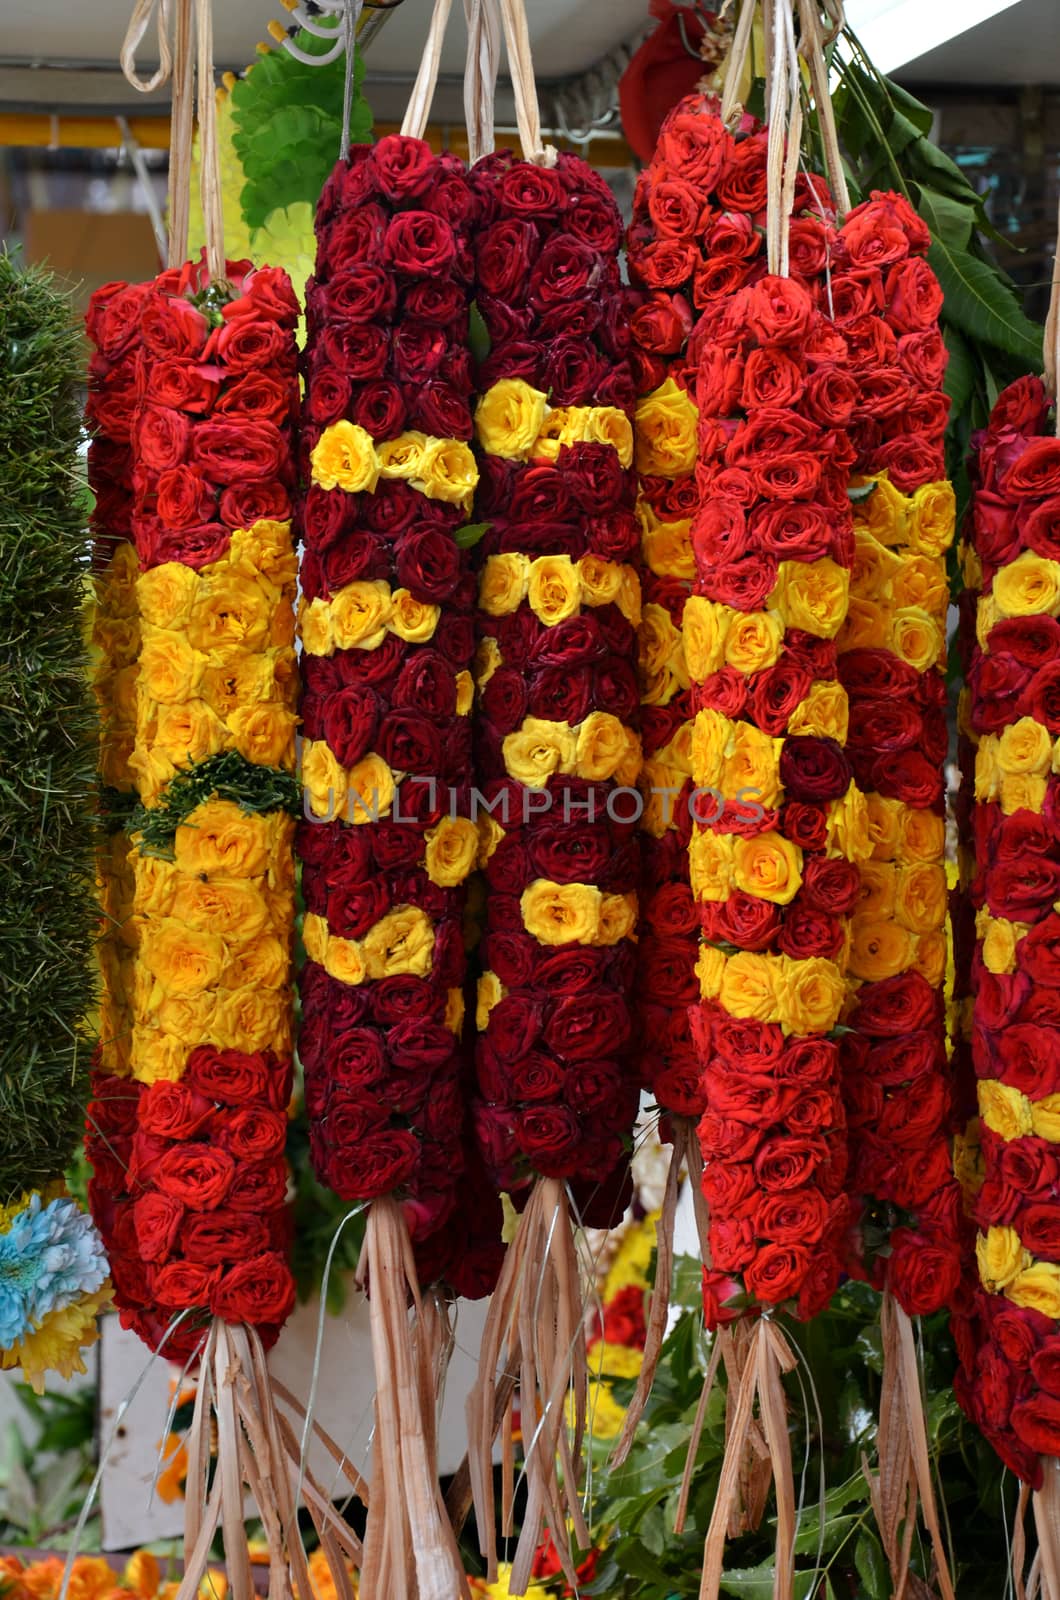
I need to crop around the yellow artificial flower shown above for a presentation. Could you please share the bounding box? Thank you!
[425,816,479,887]
[592,1341,644,1380]
[771,558,850,639]
[330,579,393,651]
[503,717,577,787]
[978,1078,1033,1142]
[732,833,802,905]
[634,377,698,478]
[388,588,440,643]
[528,554,581,626]
[993,550,1060,618]
[976,1227,1031,1293]
[362,906,435,979]
[310,420,381,494]
[476,378,549,459]
[479,554,530,616]
[521,880,602,946]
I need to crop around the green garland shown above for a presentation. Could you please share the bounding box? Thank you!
[0,253,97,1205]
[129,749,303,858]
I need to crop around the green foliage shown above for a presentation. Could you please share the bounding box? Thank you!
[0,251,97,1206]
[829,40,1042,515]
[130,749,302,859]
[0,1385,96,1547]
[579,1274,1016,1600]
[230,22,373,234]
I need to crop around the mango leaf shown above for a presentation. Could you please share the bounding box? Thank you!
[927,238,1042,365]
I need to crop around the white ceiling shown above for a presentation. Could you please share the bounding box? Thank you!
[893,0,1060,84]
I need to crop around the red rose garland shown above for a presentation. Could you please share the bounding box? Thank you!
[85,257,301,1363]
[952,377,1060,1517]
[464,146,642,1592]
[297,133,485,1598]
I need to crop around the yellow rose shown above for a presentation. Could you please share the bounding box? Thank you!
[974,736,1000,803]
[528,554,581,626]
[425,816,479,888]
[137,562,200,630]
[597,892,638,946]
[960,543,983,593]
[975,594,1001,652]
[310,420,381,494]
[476,971,506,1031]
[976,1227,1031,1293]
[575,712,631,782]
[479,554,530,617]
[476,811,505,867]
[691,708,730,789]
[1030,1094,1060,1142]
[771,559,850,640]
[201,649,279,718]
[634,377,698,479]
[854,473,910,547]
[362,906,435,979]
[999,716,1052,776]
[953,1123,985,1201]
[897,807,945,864]
[503,717,577,787]
[132,1028,186,1085]
[720,951,779,1022]
[732,833,802,905]
[578,555,624,610]
[1007,1261,1060,1320]
[787,680,849,742]
[153,699,228,768]
[532,407,582,460]
[838,595,893,654]
[688,828,734,902]
[521,880,602,946]
[848,918,917,981]
[724,610,783,675]
[138,632,205,703]
[415,437,479,505]
[894,862,948,934]
[140,919,226,998]
[890,607,943,673]
[152,990,217,1047]
[641,514,694,582]
[866,793,903,861]
[722,723,782,811]
[388,588,440,644]
[133,856,180,918]
[583,406,634,468]
[475,379,549,459]
[323,930,367,988]
[1000,774,1047,815]
[851,528,904,597]
[346,753,395,823]
[696,942,725,999]
[778,955,845,1035]
[187,573,272,653]
[914,930,947,987]
[169,876,268,940]
[444,987,465,1035]
[213,986,291,1053]
[994,550,1060,619]
[858,861,896,919]
[302,911,329,966]
[377,431,429,481]
[893,554,948,618]
[455,670,473,715]
[826,783,873,863]
[638,605,687,705]
[908,479,956,557]
[225,518,295,585]
[228,703,298,772]
[979,914,1017,976]
[300,739,348,821]
[230,930,288,992]
[978,1078,1032,1142]
[682,595,729,681]
[173,800,270,878]
[330,580,393,650]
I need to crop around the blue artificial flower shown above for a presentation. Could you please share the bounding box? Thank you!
[0,1194,109,1350]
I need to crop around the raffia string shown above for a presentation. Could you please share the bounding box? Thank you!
[193,0,224,281]
[464,0,502,165]
[719,0,757,125]
[496,0,557,167]
[1035,1457,1060,1600]
[120,0,191,266]
[400,0,454,140]
[797,0,851,214]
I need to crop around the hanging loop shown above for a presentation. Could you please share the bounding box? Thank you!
[121,0,174,92]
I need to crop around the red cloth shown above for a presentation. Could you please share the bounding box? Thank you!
[619,1,708,163]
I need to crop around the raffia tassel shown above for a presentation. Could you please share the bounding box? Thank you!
[866,1293,956,1600]
[174,1320,363,1600]
[720,1319,772,1537]
[1034,1457,1060,1600]
[700,1318,797,1600]
[359,1197,470,1600]
[467,1178,589,1596]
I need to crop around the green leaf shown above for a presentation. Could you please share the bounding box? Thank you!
[719,1564,820,1598]
[917,188,975,251]
[927,239,1042,365]
[855,1529,890,1600]
[942,325,977,418]
[454,521,491,549]
[792,1511,862,1557]
[469,301,492,365]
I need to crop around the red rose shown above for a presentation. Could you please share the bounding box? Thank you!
[715,136,769,211]
[140,292,208,358]
[137,1082,212,1141]
[777,905,842,960]
[333,1129,419,1200]
[190,420,285,484]
[151,1260,219,1309]
[325,264,397,324]
[657,110,732,189]
[1012,1394,1060,1460]
[754,1134,827,1192]
[317,323,389,382]
[517,1105,583,1176]
[213,317,289,373]
[745,275,814,346]
[181,1208,270,1266]
[872,747,941,807]
[869,435,945,494]
[1031,1343,1060,1398]
[747,659,813,735]
[219,1106,287,1163]
[543,994,630,1061]
[853,972,937,1036]
[779,736,851,801]
[154,1144,235,1211]
[226,1160,288,1214]
[136,405,190,470]
[370,134,436,200]
[219,481,290,529]
[756,1187,830,1245]
[211,1251,296,1329]
[701,890,780,952]
[744,1241,811,1304]
[781,801,828,852]
[186,1047,289,1112]
[153,466,215,529]
[133,1192,184,1264]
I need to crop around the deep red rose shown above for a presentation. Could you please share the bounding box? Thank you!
[744,1241,811,1304]
[1012,1394,1060,1461]
[226,1159,288,1214]
[182,1208,270,1266]
[220,1106,287,1163]
[185,1046,287,1109]
[140,292,208,358]
[779,736,851,802]
[133,1192,184,1264]
[219,480,290,529]
[518,1105,583,1176]
[154,1145,235,1211]
[152,1260,219,1310]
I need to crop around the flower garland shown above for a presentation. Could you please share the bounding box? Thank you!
[464,146,642,1591]
[298,132,486,1597]
[0,254,110,1390]
[640,98,863,1326]
[86,257,301,1363]
[830,192,961,1318]
[952,374,1060,1489]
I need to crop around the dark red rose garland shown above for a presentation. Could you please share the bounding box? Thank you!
[297,132,484,1599]
[952,374,1060,1554]
[464,145,642,1593]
